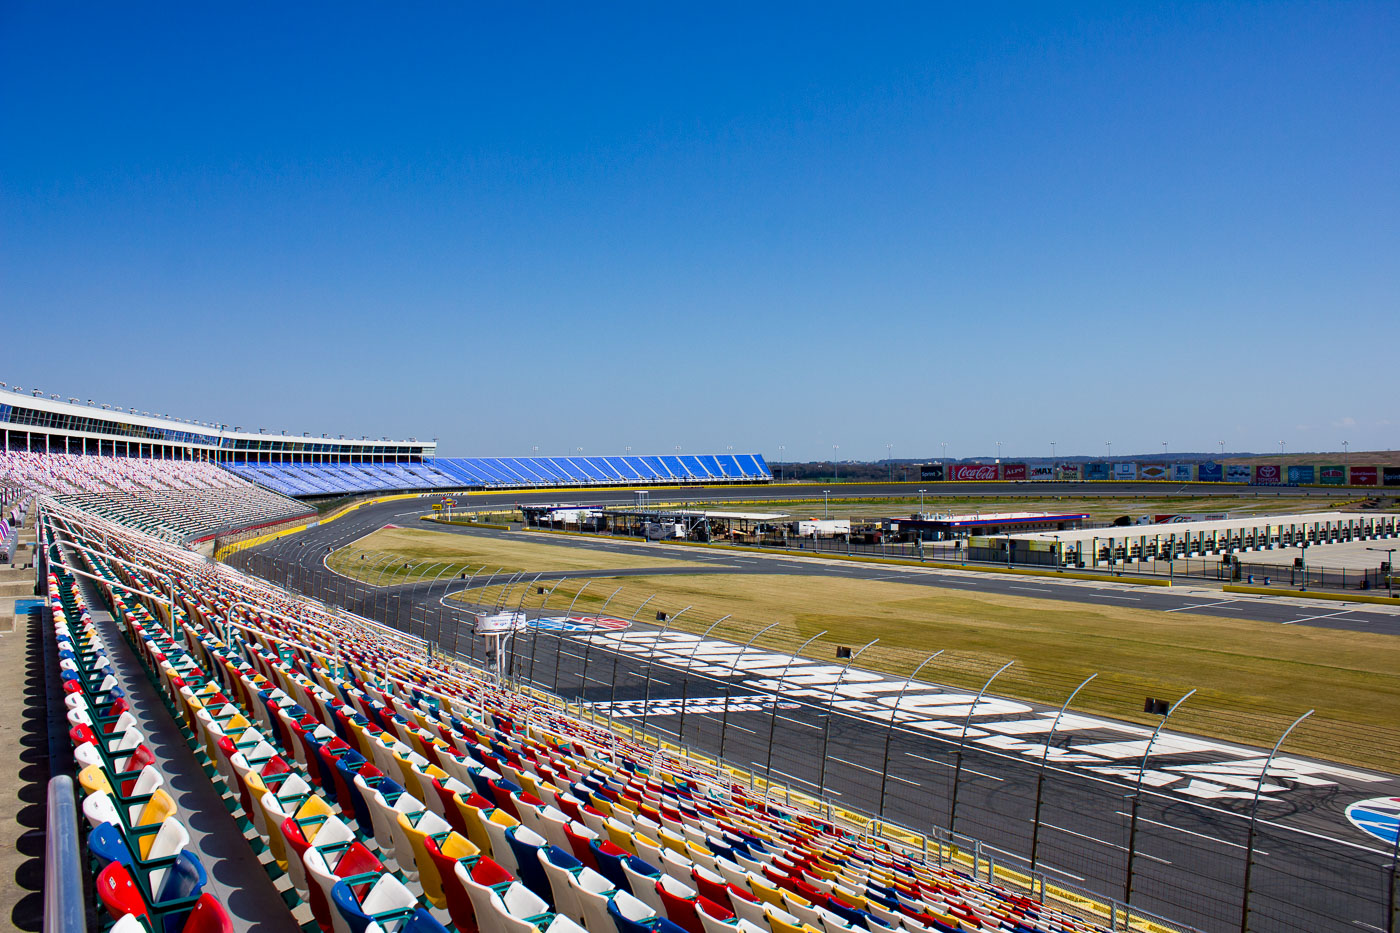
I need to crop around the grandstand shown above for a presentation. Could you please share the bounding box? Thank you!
[38,499,1116,933]
[0,451,311,545]
[225,454,773,498]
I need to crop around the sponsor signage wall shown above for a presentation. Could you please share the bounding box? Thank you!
[1198,461,1223,481]
[1148,513,1230,524]
[1113,462,1138,480]
[1002,463,1027,481]
[1351,466,1379,486]
[1320,465,1345,485]
[1226,464,1252,483]
[1172,463,1194,481]
[1385,467,1400,487]
[1029,465,1055,480]
[1085,462,1109,481]
[1059,463,1081,480]
[1254,464,1282,484]
[919,464,945,481]
[949,464,1000,481]
[1139,463,1168,480]
[1287,465,1316,484]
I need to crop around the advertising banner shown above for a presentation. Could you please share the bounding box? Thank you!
[1226,464,1252,483]
[1384,467,1400,487]
[1172,463,1194,481]
[1085,462,1109,481]
[1113,462,1138,480]
[949,464,999,481]
[1149,513,1230,524]
[1029,465,1055,480]
[1320,465,1345,485]
[1287,465,1316,484]
[1060,463,1081,480]
[1254,464,1282,484]
[919,464,945,481]
[1139,463,1168,481]
[1351,466,1379,486]
[1198,461,1223,481]
[1003,463,1028,481]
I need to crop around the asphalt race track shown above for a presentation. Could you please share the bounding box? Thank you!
[231,485,1400,933]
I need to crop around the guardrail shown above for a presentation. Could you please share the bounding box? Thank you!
[45,775,85,933]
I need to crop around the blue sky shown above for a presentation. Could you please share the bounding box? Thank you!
[2,3,1395,460]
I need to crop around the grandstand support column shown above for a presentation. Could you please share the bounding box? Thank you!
[607,595,658,714]
[1124,688,1195,907]
[1239,709,1314,933]
[552,581,592,691]
[526,579,567,688]
[720,621,781,765]
[818,639,878,796]
[878,651,945,819]
[576,586,623,701]
[676,616,729,746]
[1030,673,1099,871]
[948,660,1016,836]
[763,630,828,798]
[639,609,692,738]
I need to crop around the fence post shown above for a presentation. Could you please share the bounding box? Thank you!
[764,630,828,795]
[1239,710,1314,933]
[948,661,1014,834]
[1126,688,1195,905]
[720,622,781,763]
[1031,673,1098,870]
[677,616,728,745]
[817,638,878,795]
[878,651,944,818]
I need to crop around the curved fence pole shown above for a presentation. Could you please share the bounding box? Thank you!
[720,621,781,765]
[1030,672,1098,870]
[818,638,878,796]
[638,606,692,737]
[1239,709,1314,933]
[676,616,729,746]
[608,595,658,712]
[552,580,592,690]
[1125,688,1195,905]
[527,578,567,687]
[763,629,828,797]
[948,660,1015,835]
[878,650,944,818]
[577,585,625,703]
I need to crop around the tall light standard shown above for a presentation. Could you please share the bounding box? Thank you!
[1050,441,1056,461]
[1105,440,1112,460]
[918,488,926,514]
[886,444,893,482]
[996,440,1002,461]
[1279,440,1285,456]
[940,441,947,461]
[1219,440,1225,457]
[1343,440,1349,464]
[777,445,785,482]
[823,489,830,518]
[1367,546,1396,597]
[1162,441,1167,458]
[832,444,839,481]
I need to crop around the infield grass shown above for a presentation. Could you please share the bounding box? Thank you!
[326,526,705,586]
[455,572,1400,772]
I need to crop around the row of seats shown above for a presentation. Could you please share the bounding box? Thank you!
[50,566,236,933]
[223,454,772,498]
[48,502,1110,933]
[1,452,311,544]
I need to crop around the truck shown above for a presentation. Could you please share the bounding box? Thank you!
[793,519,851,538]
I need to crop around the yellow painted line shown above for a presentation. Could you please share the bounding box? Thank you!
[1223,584,1399,605]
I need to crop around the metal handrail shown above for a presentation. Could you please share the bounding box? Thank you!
[44,775,84,933]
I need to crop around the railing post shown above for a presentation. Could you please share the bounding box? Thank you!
[817,638,878,795]
[45,775,84,933]
[878,650,943,818]
[721,622,781,764]
[1239,710,1314,933]
[948,660,1014,834]
[1030,673,1098,870]
[1126,688,1195,905]
[764,630,827,796]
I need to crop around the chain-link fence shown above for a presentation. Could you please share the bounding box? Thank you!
[235,544,1400,933]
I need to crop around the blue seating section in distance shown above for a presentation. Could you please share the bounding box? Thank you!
[222,454,770,498]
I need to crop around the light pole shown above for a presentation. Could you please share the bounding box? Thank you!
[1344,440,1349,464]
[1279,440,1285,456]
[996,440,1002,461]
[824,489,830,518]
[1105,440,1112,460]
[1162,441,1167,458]
[777,445,785,482]
[941,441,947,462]
[919,488,926,515]
[886,444,893,482]
[1220,440,1225,457]
[832,444,839,482]
[1367,547,1396,597]
[1050,441,1056,461]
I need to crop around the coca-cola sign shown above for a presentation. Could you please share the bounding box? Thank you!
[1003,463,1027,480]
[949,464,999,481]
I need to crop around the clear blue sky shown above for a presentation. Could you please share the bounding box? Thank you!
[2,3,1395,460]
